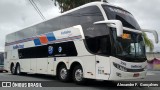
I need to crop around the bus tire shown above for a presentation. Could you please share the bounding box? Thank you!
[58,64,70,82]
[72,65,86,84]
[15,64,21,75]
[11,65,16,75]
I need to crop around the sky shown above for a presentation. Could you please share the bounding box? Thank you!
[0,0,160,52]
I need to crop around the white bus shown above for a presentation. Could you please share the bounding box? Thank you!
[4,1,158,84]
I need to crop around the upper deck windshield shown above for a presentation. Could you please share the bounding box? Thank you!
[102,5,141,30]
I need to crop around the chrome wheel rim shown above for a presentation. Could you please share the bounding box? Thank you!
[60,68,67,79]
[75,69,83,81]
[17,66,20,74]
[12,67,15,73]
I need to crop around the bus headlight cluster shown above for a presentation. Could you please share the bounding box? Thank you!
[113,62,127,72]
[144,65,147,71]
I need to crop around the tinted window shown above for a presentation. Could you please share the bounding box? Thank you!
[60,11,80,29]
[15,27,37,41]
[78,6,111,55]
[18,41,77,59]
[85,35,111,55]
[102,5,141,30]
[6,6,104,43]
[79,6,107,37]
[45,17,60,32]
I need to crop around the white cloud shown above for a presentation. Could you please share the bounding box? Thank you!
[33,0,60,19]
[0,0,60,52]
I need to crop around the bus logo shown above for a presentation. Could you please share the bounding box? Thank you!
[13,45,24,49]
[131,65,142,69]
[48,46,54,55]
[58,46,62,53]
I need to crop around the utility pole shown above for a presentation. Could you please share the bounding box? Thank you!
[29,0,46,21]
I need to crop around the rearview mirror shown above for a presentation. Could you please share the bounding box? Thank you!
[141,29,159,44]
[94,20,123,37]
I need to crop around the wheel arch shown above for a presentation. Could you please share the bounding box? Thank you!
[56,62,67,75]
[10,62,14,71]
[16,62,20,67]
[69,61,83,75]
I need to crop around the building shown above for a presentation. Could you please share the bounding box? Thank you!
[147,52,160,70]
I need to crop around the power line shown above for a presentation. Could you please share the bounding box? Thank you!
[29,0,46,21]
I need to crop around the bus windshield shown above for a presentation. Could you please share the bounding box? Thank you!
[102,5,146,62]
[111,29,146,62]
[102,5,141,30]
[112,30,146,62]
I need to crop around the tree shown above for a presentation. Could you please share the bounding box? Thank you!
[54,0,99,13]
[143,32,154,52]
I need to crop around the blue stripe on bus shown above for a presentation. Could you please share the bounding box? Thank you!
[34,38,41,46]
[46,32,56,41]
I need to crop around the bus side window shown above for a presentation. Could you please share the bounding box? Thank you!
[98,36,111,55]
[85,35,111,55]
[66,42,78,56]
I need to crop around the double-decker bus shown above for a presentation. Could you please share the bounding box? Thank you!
[4,1,158,84]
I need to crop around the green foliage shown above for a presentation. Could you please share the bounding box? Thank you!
[54,0,99,12]
[143,32,154,52]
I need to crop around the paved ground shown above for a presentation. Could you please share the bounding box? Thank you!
[0,71,159,90]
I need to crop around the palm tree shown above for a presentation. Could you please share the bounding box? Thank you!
[54,0,99,13]
[143,32,154,52]
[54,0,154,51]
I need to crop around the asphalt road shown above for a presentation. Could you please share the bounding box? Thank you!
[0,71,159,90]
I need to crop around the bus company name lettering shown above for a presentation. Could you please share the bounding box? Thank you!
[61,30,71,35]
[131,65,142,69]
[13,45,24,49]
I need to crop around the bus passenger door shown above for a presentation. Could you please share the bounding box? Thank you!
[47,58,54,75]
[4,51,11,71]
[96,55,110,80]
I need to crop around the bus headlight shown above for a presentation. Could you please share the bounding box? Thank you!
[144,65,147,71]
[113,62,127,72]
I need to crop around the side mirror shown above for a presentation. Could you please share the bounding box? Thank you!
[94,20,123,37]
[141,29,159,44]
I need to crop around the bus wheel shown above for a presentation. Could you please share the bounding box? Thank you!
[11,65,16,75]
[58,64,70,82]
[73,65,85,84]
[15,64,21,75]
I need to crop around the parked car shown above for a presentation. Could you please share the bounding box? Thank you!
[0,64,7,72]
